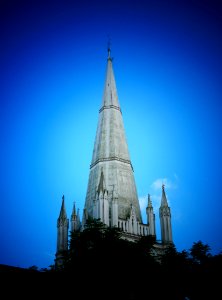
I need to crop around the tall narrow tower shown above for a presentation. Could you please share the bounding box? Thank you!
[84,47,142,226]
[159,184,173,243]
[146,194,156,236]
[71,202,81,232]
[55,195,69,267]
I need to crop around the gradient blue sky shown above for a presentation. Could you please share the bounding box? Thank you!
[1,0,222,269]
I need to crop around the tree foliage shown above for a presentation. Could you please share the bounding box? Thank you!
[43,220,221,299]
[189,240,211,264]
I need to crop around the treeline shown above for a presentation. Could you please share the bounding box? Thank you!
[44,219,221,300]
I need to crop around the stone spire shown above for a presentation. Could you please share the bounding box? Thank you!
[58,195,68,221]
[159,185,173,244]
[72,202,76,216]
[84,48,142,223]
[56,195,69,268]
[71,201,80,232]
[146,194,156,236]
[161,184,168,207]
[100,46,120,109]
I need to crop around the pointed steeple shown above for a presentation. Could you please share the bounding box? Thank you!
[100,45,121,110]
[71,201,81,232]
[56,195,69,268]
[85,48,142,223]
[59,195,67,220]
[72,201,76,216]
[71,201,77,223]
[159,185,173,243]
[161,184,168,207]
[146,194,155,236]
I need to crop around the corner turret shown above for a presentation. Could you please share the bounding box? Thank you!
[146,194,156,236]
[55,195,69,268]
[71,202,81,232]
[159,185,173,244]
[93,169,109,226]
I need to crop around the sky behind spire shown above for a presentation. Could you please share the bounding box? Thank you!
[1,0,222,269]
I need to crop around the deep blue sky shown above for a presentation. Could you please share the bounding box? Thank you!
[1,0,222,269]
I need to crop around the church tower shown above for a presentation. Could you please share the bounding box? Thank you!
[83,46,143,231]
[55,47,174,266]
[159,184,173,243]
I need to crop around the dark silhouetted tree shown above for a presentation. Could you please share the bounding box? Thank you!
[189,240,211,264]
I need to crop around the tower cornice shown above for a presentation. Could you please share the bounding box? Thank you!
[99,104,122,114]
[90,156,134,171]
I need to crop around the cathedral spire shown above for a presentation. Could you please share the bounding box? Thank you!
[84,49,142,223]
[161,184,169,207]
[59,195,67,220]
[159,185,173,243]
[72,201,76,216]
[71,201,80,232]
[56,195,69,268]
[101,46,120,109]
[146,194,156,236]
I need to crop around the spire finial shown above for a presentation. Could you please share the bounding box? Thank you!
[107,36,111,60]
[72,201,76,215]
